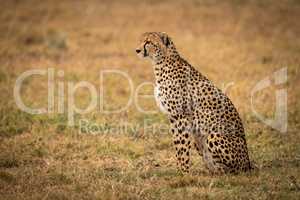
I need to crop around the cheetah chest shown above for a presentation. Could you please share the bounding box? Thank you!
[154,84,169,114]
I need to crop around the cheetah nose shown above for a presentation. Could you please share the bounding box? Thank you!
[136,49,141,54]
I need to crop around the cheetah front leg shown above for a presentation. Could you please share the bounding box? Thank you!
[169,114,192,174]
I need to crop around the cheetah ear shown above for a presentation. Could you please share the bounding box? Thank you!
[160,32,171,47]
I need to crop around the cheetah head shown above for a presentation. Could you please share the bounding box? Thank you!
[136,32,176,63]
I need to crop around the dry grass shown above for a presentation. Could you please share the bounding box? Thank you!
[0,0,300,199]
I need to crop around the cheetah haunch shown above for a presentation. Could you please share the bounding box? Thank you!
[136,32,252,174]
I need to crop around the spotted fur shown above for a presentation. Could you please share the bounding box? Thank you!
[136,32,252,174]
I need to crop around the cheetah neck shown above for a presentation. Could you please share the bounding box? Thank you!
[152,53,181,84]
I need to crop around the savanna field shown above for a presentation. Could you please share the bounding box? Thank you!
[0,0,300,199]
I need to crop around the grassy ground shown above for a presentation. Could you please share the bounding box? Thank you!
[0,0,300,199]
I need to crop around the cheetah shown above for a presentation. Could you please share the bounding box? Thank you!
[135,32,252,174]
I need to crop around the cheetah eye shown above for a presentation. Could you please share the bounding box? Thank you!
[144,41,150,48]
[143,41,152,54]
